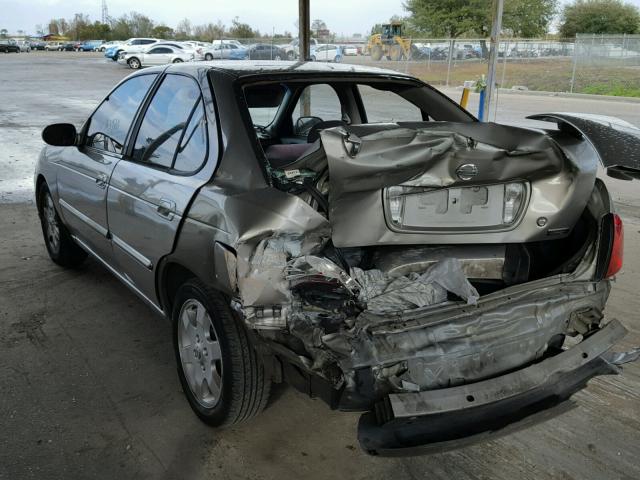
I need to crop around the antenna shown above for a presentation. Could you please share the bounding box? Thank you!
[101,0,108,24]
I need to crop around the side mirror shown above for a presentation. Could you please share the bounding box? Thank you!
[294,116,323,137]
[42,123,77,147]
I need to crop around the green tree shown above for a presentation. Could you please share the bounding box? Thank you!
[559,0,640,37]
[229,17,256,38]
[404,0,557,38]
[152,25,175,39]
[0,28,7,38]
[175,18,192,40]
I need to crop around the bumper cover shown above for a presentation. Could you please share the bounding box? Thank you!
[358,319,638,456]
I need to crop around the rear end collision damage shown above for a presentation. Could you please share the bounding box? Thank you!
[212,115,639,454]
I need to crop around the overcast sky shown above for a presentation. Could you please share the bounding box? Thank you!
[2,0,640,36]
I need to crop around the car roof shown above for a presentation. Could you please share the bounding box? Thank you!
[154,60,417,80]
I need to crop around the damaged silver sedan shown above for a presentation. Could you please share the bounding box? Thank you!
[34,61,640,455]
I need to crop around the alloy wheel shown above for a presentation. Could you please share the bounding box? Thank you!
[42,193,60,254]
[177,299,223,408]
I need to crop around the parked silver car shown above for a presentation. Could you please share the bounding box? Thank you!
[35,62,640,455]
[120,44,194,69]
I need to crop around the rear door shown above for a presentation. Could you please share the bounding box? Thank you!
[106,73,212,305]
[55,73,157,260]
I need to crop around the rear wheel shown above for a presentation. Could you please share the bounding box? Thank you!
[127,57,141,69]
[172,58,184,63]
[173,279,271,426]
[37,183,87,268]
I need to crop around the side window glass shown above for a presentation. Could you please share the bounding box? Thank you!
[86,74,156,155]
[292,84,342,122]
[358,84,424,123]
[173,99,207,173]
[132,74,201,168]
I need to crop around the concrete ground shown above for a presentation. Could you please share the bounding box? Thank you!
[1,52,639,479]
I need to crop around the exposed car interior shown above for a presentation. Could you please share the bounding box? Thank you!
[239,78,599,297]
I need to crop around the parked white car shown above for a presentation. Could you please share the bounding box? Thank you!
[310,44,342,62]
[16,40,31,52]
[212,39,243,48]
[120,45,194,69]
[45,42,62,51]
[97,40,122,52]
[283,38,319,60]
[203,42,245,60]
[342,45,358,56]
[116,38,161,59]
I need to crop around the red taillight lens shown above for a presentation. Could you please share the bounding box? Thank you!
[606,214,624,278]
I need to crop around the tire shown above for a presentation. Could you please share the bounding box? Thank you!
[389,44,403,61]
[286,51,295,60]
[127,57,141,69]
[204,53,213,61]
[173,279,271,426]
[172,58,183,63]
[274,55,281,61]
[37,182,87,268]
[371,45,383,61]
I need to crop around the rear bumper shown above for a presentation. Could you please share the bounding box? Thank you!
[358,319,637,456]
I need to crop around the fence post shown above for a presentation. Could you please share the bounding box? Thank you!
[570,37,578,93]
[500,38,509,90]
[446,38,454,87]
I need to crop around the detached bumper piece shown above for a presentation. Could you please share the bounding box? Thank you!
[358,320,638,456]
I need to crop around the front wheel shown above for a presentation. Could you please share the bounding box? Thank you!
[173,280,271,426]
[127,57,141,69]
[172,58,183,63]
[38,183,87,268]
[204,53,213,61]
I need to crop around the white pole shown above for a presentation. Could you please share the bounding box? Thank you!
[483,0,504,121]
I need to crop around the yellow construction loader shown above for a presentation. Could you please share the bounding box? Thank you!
[367,22,412,61]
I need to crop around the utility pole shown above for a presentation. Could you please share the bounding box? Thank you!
[483,0,504,121]
[298,0,310,60]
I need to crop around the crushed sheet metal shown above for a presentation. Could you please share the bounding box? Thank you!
[286,255,359,294]
[527,112,640,171]
[352,258,479,314]
[605,347,640,366]
[321,281,610,389]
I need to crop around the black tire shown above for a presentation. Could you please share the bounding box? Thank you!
[371,45,383,61]
[204,53,213,61]
[172,58,183,63]
[127,57,141,69]
[37,182,87,268]
[173,279,271,427]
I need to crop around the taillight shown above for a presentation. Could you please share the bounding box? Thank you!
[606,214,624,278]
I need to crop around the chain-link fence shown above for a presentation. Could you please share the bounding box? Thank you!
[197,35,640,98]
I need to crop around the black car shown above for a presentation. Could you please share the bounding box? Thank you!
[0,40,20,53]
[29,41,46,51]
[59,42,79,52]
[247,43,286,60]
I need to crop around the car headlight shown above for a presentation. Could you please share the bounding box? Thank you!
[385,182,527,230]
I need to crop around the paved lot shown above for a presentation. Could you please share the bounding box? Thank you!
[1,52,639,479]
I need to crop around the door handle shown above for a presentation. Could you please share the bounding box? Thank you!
[156,199,176,220]
[95,173,108,189]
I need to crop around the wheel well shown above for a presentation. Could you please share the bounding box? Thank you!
[35,175,47,211]
[162,262,198,314]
